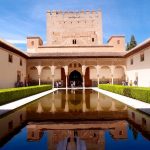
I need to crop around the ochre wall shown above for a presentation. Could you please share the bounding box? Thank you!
[0,48,27,89]
[46,11,103,46]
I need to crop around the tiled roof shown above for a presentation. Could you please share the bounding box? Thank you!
[125,38,150,57]
[1,38,150,59]
[0,38,28,58]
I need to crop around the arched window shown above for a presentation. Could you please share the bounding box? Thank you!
[117,40,120,44]
[74,39,76,44]
[92,38,95,42]
[31,41,34,46]
[20,59,22,66]
[73,39,77,44]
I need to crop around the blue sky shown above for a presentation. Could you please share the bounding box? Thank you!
[0,0,150,51]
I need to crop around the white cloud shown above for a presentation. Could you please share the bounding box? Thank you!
[6,39,26,44]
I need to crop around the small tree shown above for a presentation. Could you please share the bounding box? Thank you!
[126,35,137,51]
[130,35,137,49]
[126,42,130,51]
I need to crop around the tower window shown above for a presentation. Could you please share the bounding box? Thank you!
[8,54,13,63]
[130,58,133,65]
[117,40,120,44]
[92,38,95,42]
[20,59,22,66]
[140,53,144,62]
[73,39,77,44]
[31,41,34,46]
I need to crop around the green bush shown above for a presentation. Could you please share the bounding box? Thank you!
[0,85,52,106]
[99,84,150,104]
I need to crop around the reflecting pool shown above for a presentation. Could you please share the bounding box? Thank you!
[0,89,150,150]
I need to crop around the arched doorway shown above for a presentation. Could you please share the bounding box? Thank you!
[69,70,82,87]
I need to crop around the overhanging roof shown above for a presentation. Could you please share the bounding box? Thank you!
[27,51,127,59]
[0,38,28,58]
[1,38,150,59]
[125,38,150,57]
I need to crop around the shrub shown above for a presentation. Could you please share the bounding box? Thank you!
[0,85,52,106]
[99,84,150,104]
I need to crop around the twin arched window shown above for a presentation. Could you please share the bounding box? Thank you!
[72,39,77,44]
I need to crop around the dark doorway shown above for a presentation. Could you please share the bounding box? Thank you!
[69,70,82,87]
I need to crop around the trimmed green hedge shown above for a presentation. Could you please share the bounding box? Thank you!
[99,84,150,103]
[0,85,52,106]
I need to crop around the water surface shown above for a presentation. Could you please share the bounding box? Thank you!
[0,89,150,150]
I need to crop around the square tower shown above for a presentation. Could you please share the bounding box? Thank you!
[46,10,103,46]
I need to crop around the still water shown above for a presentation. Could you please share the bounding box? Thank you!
[0,89,150,150]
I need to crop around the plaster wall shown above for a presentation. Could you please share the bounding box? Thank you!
[0,48,26,89]
[126,47,150,87]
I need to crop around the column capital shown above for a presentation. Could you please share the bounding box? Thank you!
[63,65,68,76]
[50,65,56,76]
[35,65,44,76]
[110,65,115,75]
[96,65,101,76]
[82,65,86,76]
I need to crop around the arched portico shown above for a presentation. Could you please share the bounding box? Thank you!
[27,59,127,88]
[113,66,126,84]
[99,66,111,84]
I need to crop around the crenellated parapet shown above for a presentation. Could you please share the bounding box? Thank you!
[47,10,101,18]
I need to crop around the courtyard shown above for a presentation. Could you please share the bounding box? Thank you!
[0,0,150,149]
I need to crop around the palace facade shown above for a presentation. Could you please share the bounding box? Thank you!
[0,10,150,89]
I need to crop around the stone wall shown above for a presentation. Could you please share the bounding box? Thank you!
[46,10,103,46]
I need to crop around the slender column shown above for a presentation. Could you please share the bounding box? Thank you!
[111,74,114,85]
[52,75,54,88]
[110,65,115,85]
[63,66,68,89]
[98,75,100,86]
[66,76,68,89]
[38,75,41,86]
[36,65,43,86]
[122,65,127,82]
[96,65,100,86]
[82,75,85,89]
[50,66,56,88]
[82,65,86,88]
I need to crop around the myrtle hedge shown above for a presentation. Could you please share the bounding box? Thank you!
[99,84,150,103]
[0,85,52,106]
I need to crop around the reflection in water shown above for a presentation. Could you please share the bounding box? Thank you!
[0,89,150,150]
[27,120,128,150]
[82,90,87,113]
[50,92,56,113]
[64,90,69,112]
[36,102,44,114]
